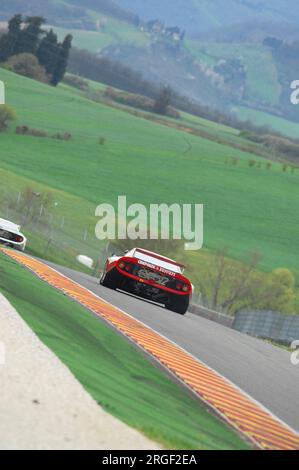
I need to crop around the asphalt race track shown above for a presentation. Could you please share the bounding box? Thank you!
[46,262,299,434]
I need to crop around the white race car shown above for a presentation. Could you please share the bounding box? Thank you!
[0,218,27,251]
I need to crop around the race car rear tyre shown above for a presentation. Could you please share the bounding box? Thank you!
[167,294,189,315]
[100,269,120,289]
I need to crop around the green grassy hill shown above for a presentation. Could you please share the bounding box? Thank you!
[1,68,299,276]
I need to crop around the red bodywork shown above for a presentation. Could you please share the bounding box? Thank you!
[105,249,192,296]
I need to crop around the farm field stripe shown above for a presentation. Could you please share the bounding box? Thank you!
[2,248,299,451]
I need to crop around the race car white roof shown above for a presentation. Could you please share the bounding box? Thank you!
[0,218,22,233]
[130,248,183,274]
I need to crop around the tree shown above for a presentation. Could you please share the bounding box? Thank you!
[261,268,295,313]
[0,14,22,62]
[194,249,295,315]
[0,14,72,85]
[153,86,172,115]
[37,29,59,76]
[0,104,16,131]
[263,37,283,50]
[18,16,45,55]
[51,34,73,86]
[0,34,12,63]
[18,186,53,227]
[5,53,48,83]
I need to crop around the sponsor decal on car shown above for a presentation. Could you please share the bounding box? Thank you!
[137,259,176,277]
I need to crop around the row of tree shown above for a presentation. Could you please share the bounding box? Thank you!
[0,14,72,86]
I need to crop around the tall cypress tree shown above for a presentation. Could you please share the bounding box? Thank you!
[0,14,22,62]
[8,13,23,54]
[37,29,59,76]
[153,86,172,115]
[51,34,73,86]
[18,16,45,55]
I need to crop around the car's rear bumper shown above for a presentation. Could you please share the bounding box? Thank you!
[115,266,190,297]
[0,238,26,251]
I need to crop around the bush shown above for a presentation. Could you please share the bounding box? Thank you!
[239,130,262,143]
[231,157,239,165]
[63,74,89,91]
[248,159,256,167]
[263,135,299,160]
[0,104,16,131]
[16,125,48,137]
[16,125,71,140]
[51,132,72,141]
[241,130,299,162]
[104,87,180,119]
[261,268,295,314]
[99,137,106,145]
[4,53,48,83]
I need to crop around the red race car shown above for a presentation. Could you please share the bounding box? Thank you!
[100,248,192,314]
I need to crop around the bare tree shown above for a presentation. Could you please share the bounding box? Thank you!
[14,186,54,226]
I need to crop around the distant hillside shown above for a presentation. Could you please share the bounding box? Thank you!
[117,0,299,36]
[2,0,299,39]
[0,0,138,29]
[99,42,230,109]
[68,0,139,25]
[197,20,299,43]
[2,0,299,126]
[5,0,299,38]
[0,0,92,29]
